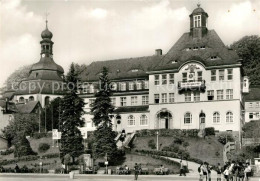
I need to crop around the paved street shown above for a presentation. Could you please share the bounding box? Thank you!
[1,174,260,181]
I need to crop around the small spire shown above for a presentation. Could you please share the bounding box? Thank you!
[197,0,201,8]
[45,11,49,29]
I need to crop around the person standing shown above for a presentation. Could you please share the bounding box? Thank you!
[224,166,230,181]
[198,163,204,181]
[244,162,252,181]
[134,163,139,180]
[217,163,222,181]
[201,162,208,181]
[179,161,186,176]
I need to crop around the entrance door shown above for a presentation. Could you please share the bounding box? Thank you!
[199,112,206,130]
[165,119,169,129]
[156,111,172,129]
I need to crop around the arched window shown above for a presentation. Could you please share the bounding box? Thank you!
[128,115,135,126]
[19,97,24,103]
[140,115,148,125]
[199,112,206,124]
[29,96,34,101]
[226,112,233,123]
[213,112,220,123]
[116,115,121,124]
[184,112,192,124]
[45,96,50,106]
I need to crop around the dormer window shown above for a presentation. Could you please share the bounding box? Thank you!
[200,46,205,49]
[211,56,218,60]
[193,47,199,50]
[193,15,201,28]
[35,73,39,78]
[171,60,178,64]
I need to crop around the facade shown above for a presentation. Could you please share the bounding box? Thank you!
[244,86,260,122]
[79,5,247,137]
[13,20,65,107]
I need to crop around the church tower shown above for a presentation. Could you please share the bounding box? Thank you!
[15,20,65,107]
[189,4,208,38]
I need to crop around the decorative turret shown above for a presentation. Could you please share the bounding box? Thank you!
[40,19,54,56]
[189,4,208,38]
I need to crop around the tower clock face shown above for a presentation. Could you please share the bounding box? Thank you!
[42,54,45,58]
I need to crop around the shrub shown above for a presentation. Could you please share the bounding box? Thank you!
[217,132,234,145]
[38,143,50,153]
[0,148,14,155]
[148,139,156,149]
[173,137,184,145]
[135,129,199,137]
[33,132,52,139]
[205,127,215,136]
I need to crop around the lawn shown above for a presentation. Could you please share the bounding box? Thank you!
[133,135,223,165]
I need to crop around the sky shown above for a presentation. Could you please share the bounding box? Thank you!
[0,0,259,87]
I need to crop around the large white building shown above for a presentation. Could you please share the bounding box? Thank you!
[79,5,249,138]
[244,86,260,122]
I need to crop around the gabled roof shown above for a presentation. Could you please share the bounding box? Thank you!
[16,101,41,114]
[244,86,260,101]
[79,56,162,82]
[152,30,240,71]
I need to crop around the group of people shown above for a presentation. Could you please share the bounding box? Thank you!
[198,161,252,181]
[220,161,252,181]
[198,162,213,181]
[118,165,130,174]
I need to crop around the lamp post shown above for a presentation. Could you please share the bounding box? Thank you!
[156,131,159,151]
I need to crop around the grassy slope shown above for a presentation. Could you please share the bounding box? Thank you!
[133,136,224,166]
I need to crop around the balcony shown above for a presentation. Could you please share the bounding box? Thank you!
[178,80,206,93]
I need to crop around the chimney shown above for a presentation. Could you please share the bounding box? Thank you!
[155,49,162,56]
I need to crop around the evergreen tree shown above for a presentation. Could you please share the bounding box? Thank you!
[91,67,122,165]
[60,63,85,163]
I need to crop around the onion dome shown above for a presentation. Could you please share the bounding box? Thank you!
[41,28,53,39]
[41,20,53,39]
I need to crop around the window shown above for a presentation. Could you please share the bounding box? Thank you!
[197,71,202,81]
[154,75,159,85]
[29,96,34,101]
[226,112,233,123]
[129,82,134,90]
[182,73,187,82]
[169,74,174,84]
[226,89,233,100]
[128,115,135,126]
[111,98,116,106]
[154,94,159,104]
[131,96,137,106]
[211,56,217,60]
[89,84,94,93]
[249,113,253,119]
[162,74,167,85]
[219,70,224,81]
[45,96,50,105]
[184,112,192,124]
[120,83,126,91]
[161,93,167,103]
[120,97,126,106]
[136,82,142,90]
[207,90,214,100]
[213,112,220,123]
[217,90,224,100]
[19,97,25,103]
[142,95,149,105]
[140,115,148,125]
[211,70,216,81]
[35,73,39,78]
[83,84,89,93]
[256,113,260,119]
[89,99,95,107]
[144,81,149,89]
[169,93,174,103]
[194,92,200,101]
[227,69,233,80]
[249,103,253,108]
[185,92,191,102]
[256,102,260,108]
[111,83,117,91]
[193,15,201,28]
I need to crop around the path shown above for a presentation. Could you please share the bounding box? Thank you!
[161,156,217,177]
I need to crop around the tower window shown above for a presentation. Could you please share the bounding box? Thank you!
[193,15,201,28]
[46,45,49,50]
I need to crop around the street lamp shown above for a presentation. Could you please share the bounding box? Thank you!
[156,131,159,151]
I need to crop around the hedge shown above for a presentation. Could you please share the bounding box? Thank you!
[135,129,199,137]
[0,149,14,156]
[135,149,203,165]
[0,153,60,166]
[205,127,215,136]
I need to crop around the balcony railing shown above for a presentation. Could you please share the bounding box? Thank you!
[178,80,206,93]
